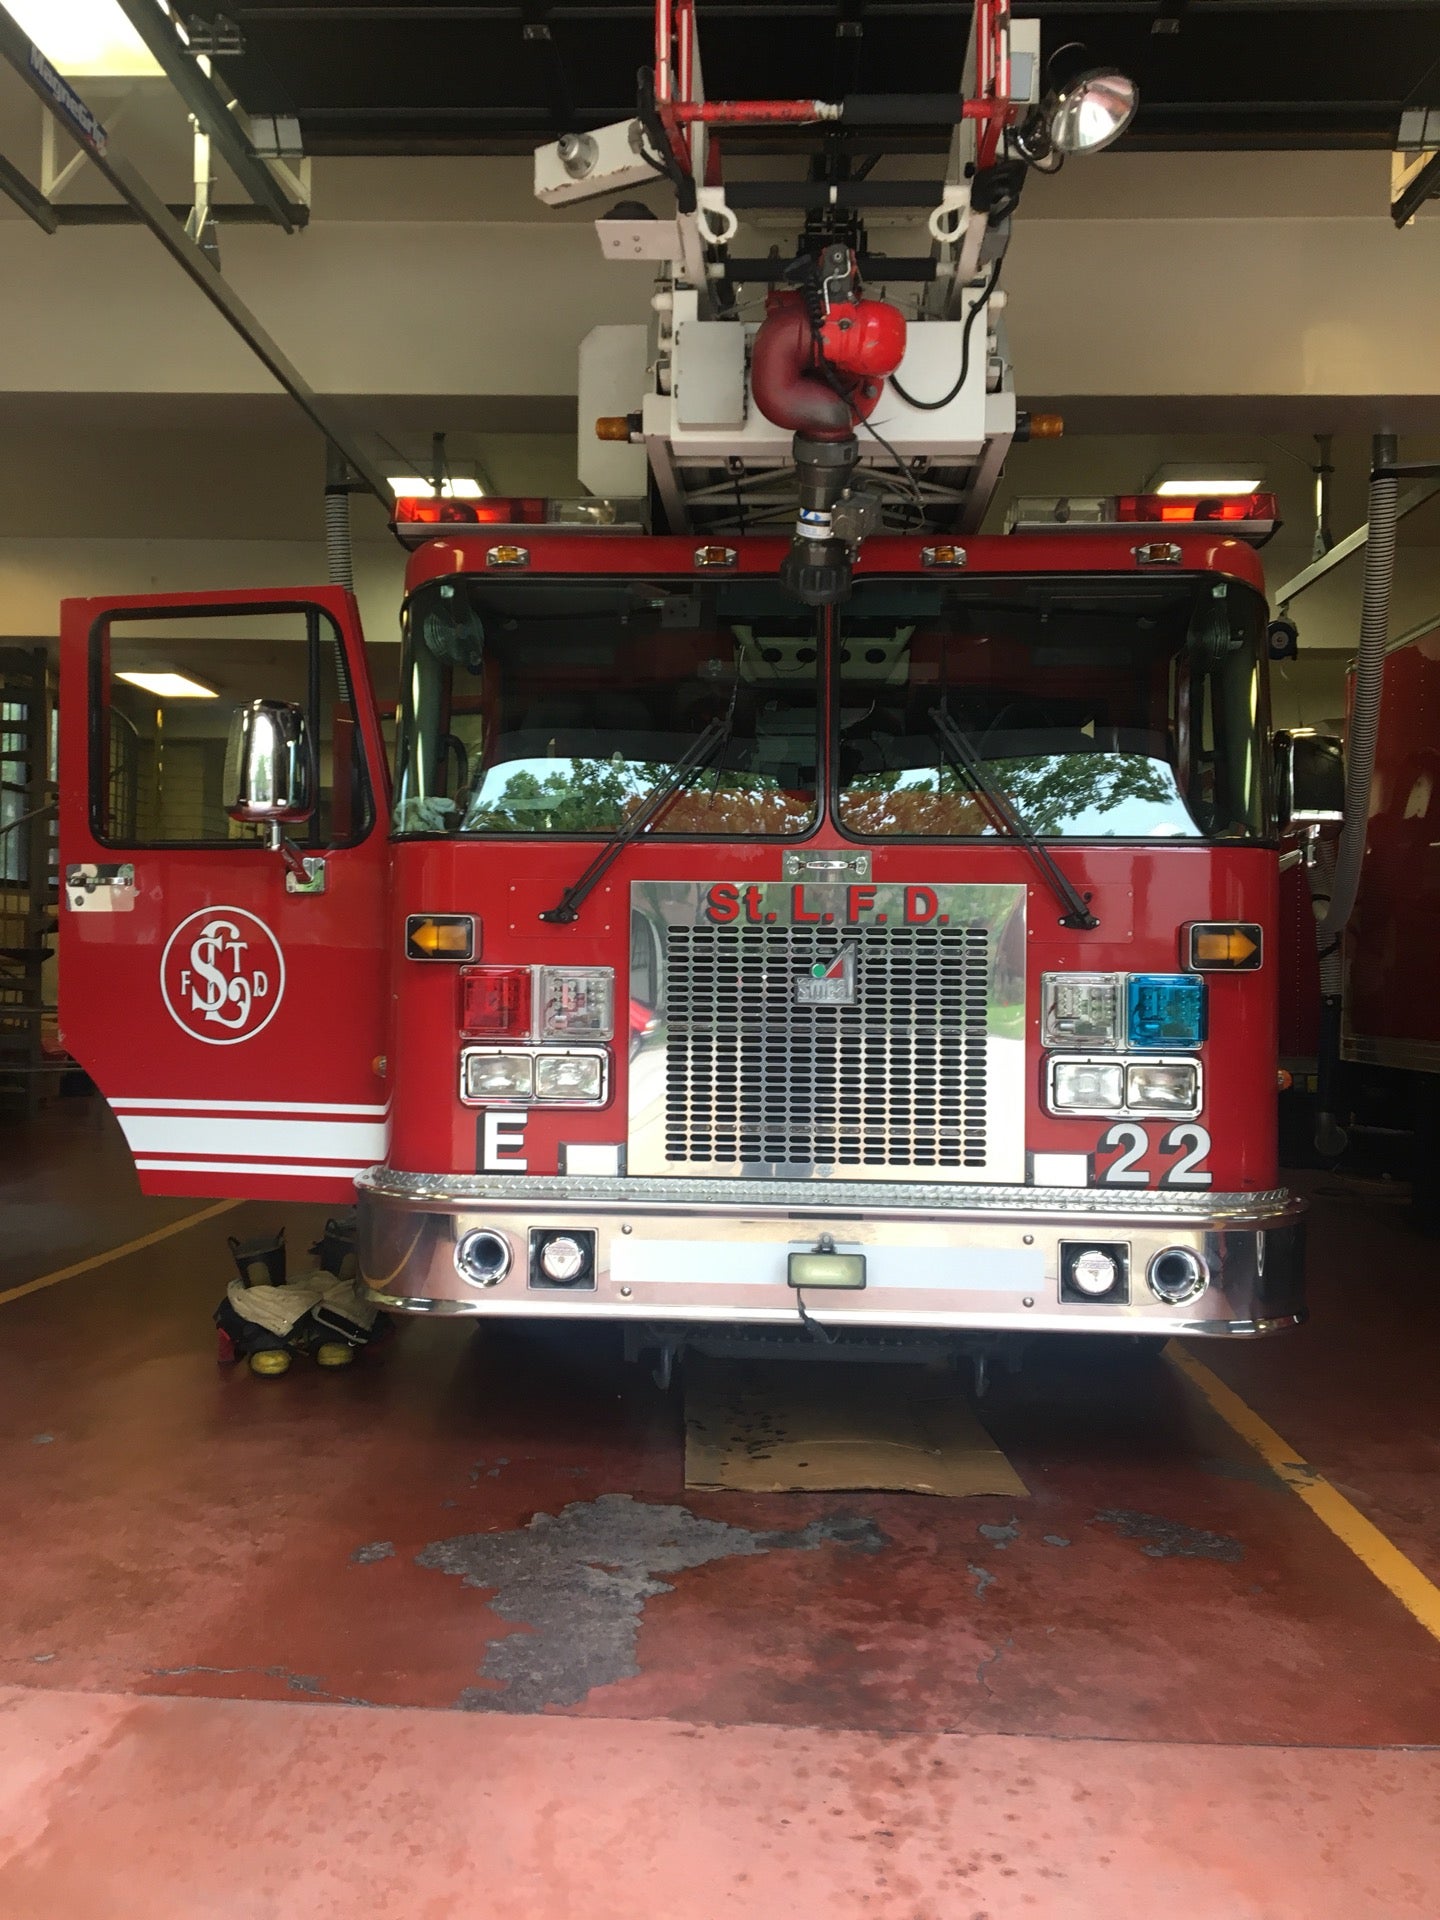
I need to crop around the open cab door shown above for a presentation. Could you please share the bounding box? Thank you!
[59,589,391,1203]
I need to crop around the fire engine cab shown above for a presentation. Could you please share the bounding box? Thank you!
[57,0,1306,1363]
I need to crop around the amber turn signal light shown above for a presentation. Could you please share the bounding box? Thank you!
[1185,922,1262,971]
[406,914,476,961]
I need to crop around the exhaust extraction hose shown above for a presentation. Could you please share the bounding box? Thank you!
[324,442,355,592]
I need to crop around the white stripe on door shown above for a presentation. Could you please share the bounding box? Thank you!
[134,1159,373,1180]
[111,1096,388,1116]
[117,1115,388,1160]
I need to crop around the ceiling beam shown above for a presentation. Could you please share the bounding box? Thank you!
[0,150,57,233]
[110,0,304,231]
[0,5,390,503]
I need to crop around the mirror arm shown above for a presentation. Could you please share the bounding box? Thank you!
[265,820,312,878]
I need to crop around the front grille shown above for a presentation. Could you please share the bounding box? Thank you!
[663,923,990,1170]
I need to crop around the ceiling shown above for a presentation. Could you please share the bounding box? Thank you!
[201,1,1440,156]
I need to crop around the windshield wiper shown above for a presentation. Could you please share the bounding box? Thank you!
[538,707,735,925]
[929,703,1099,931]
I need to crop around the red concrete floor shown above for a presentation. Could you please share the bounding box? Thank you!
[1,1096,1438,1916]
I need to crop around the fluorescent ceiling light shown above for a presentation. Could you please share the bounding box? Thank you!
[1154,477,1264,497]
[116,671,218,699]
[388,476,484,499]
[1148,462,1264,497]
[5,0,175,77]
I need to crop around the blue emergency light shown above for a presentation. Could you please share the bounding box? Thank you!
[1126,974,1206,1050]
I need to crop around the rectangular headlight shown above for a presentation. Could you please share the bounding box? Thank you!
[1126,974,1206,1050]
[1041,973,1121,1049]
[462,1051,533,1102]
[1126,1060,1200,1114]
[534,1051,606,1103]
[538,966,615,1041]
[1049,1058,1126,1113]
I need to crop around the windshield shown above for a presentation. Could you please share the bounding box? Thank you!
[393,570,1271,843]
[836,574,1270,841]
[393,576,819,837]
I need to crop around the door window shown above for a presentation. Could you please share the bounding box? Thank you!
[89,605,373,849]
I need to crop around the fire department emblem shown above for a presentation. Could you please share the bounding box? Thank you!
[795,945,857,1008]
[160,907,285,1046]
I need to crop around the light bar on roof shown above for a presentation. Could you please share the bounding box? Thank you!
[390,495,641,545]
[1005,492,1279,546]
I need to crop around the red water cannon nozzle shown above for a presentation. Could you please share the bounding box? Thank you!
[749,247,907,607]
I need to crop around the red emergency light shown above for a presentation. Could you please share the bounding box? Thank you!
[394,495,547,529]
[1116,492,1279,525]
[460,965,532,1039]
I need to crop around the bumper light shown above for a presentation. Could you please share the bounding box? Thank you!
[1049,1058,1125,1113]
[1126,974,1206,1050]
[534,1051,606,1102]
[463,1051,533,1100]
[530,1228,596,1289]
[1041,973,1121,1049]
[1060,1241,1129,1303]
[1148,1246,1209,1305]
[1126,1059,1200,1115]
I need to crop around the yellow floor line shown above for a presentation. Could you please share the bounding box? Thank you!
[1167,1341,1440,1644]
[0,1198,241,1308]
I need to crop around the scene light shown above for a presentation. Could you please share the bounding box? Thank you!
[7,0,179,77]
[115,671,217,699]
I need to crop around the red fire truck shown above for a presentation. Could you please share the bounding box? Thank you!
[57,1,1306,1361]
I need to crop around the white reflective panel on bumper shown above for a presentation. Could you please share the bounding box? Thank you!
[611,1239,1045,1293]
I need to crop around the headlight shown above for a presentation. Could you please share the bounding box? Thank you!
[1126,1059,1200,1114]
[1049,1058,1125,1113]
[1126,974,1205,1050]
[1041,973,1120,1049]
[534,1051,606,1102]
[538,966,614,1040]
[462,1051,533,1101]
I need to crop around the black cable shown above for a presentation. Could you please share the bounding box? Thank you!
[889,257,1001,412]
[852,410,928,527]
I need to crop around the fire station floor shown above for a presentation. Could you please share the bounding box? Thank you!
[2,1096,1438,1919]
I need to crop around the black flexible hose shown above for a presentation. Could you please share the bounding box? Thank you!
[889,258,1001,412]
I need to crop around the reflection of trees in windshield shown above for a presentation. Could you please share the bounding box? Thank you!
[464,762,811,836]
[841,755,1180,838]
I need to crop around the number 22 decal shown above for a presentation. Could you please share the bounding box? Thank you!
[1097,1122,1212,1187]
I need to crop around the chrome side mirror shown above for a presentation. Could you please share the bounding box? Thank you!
[225,699,315,847]
[1276,730,1345,834]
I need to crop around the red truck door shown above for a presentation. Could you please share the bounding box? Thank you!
[59,589,391,1203]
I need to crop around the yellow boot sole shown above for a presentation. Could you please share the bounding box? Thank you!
[249,1349,292,1377]
[315,1341,356,1369]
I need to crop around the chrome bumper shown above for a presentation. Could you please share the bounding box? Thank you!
[356,1170,1307,1337]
